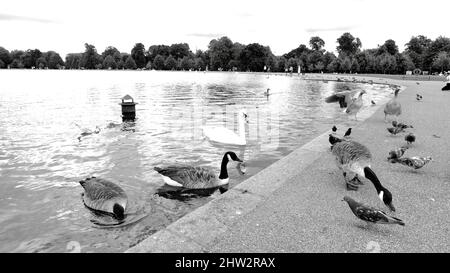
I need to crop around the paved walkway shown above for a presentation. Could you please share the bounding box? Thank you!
[128,77,450,253]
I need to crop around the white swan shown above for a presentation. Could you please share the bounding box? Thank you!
[202,110,248,145]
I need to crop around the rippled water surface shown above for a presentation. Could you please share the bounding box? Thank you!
[0,70,391,252]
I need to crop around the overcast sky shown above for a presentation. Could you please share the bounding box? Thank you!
[1,0,448,58]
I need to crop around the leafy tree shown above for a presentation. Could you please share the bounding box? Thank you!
[405,35,431,70]
[275,56,286,72]
[239,43,271,72]
[124,55,137,70]
[309,36,325,51]
[102,55,117,69]
[145,61,152,70]
[102,46,121,63]
[340,56,352,73]
[337,32,361,57]
[131,43,146,68]
[423,36,450,71]
[208,36,234,70]
[0,47,12,67]
[117,60,125,69]
[432,52,450,72]
[0,60,5,68]
[377,53,397,74]
[378,39,399,55]
[44,51,64,69]
[169,43,191,60]
[194,57,205,70]
[286,58,298,72]
[327,58,340,72]
[36,57,47,69]
[80,43,101,69]
[21,49,42,68]
[147,45,170,62]
[10,59,24,69]
[164,55,177,70]
[65,53,82,69]
[153,54,165,70]
[180,56,195,70]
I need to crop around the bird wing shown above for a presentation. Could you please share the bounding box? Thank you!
[355,206,390,223]
[345,97,363,114]
[332,141,372,166]
[81,178,126,201]
[154,166,217,188]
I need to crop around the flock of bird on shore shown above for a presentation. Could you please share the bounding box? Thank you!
[76,80,431,230]
[326,84,432,226]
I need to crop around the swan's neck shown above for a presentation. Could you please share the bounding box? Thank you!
[218,154,229,179]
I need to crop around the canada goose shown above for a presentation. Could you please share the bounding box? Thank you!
[202,110,248,145]
[325,90,358,108]
[344,90,366,120]
[384,88,402,122]
[330,140,396,211]
[343,196,404,226]
[79,177,127,220]
[154,151,244,190]
[264,88,270,96]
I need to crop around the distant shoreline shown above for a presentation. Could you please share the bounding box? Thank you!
[0,69,445,82]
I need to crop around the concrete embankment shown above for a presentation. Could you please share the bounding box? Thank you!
[127,76,450,253]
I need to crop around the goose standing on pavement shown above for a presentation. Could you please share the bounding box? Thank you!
[343,196,405,226]
[202,110,248,146]
[154,151,244,190]
[79,177,128,220]
[330,140,396,211]
[344,90,366,120]
[384,88,402,122]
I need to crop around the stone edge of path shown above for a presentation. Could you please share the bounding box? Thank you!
[125,80,395,253]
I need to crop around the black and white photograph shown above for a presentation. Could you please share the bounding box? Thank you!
[0,0,449,262]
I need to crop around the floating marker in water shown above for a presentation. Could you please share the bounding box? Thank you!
[119,95,137,122]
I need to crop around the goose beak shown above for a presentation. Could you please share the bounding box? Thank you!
[387,203,396,212]
[237,162,246,175]
[219,185,229,194]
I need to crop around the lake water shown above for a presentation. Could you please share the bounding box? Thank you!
[0,70,391,252]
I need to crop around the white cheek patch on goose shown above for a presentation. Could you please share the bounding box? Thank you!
[162,176,183,187]
[227,154,232,161]
[378,191,384,201]
[218,178,229,185]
